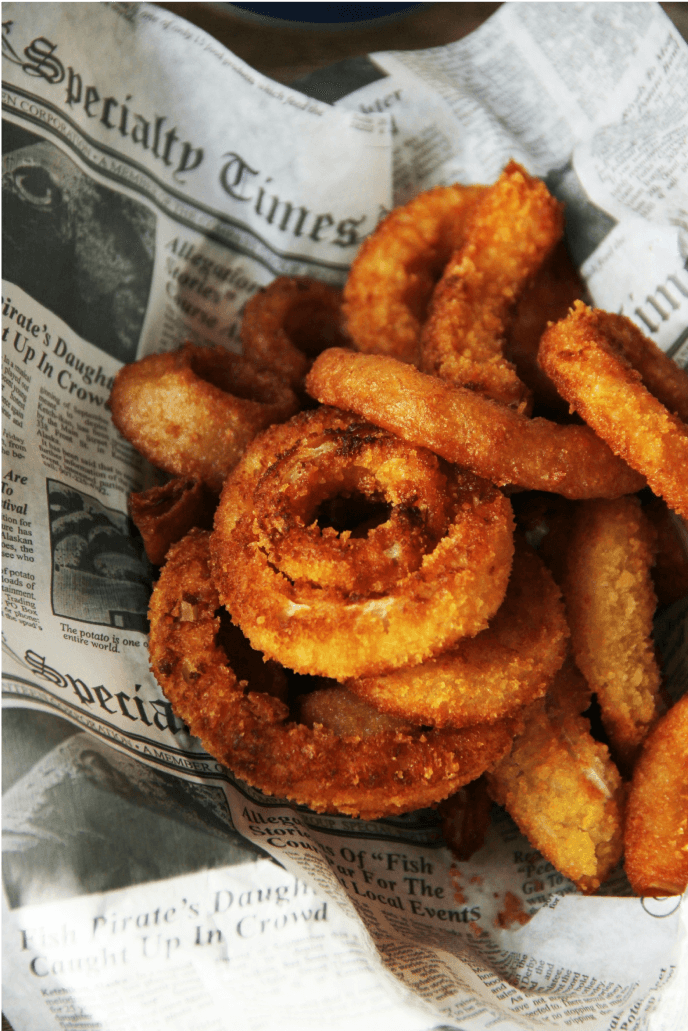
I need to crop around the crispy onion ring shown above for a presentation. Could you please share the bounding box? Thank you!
[347,544,568,729]
[624,693,688,898]
[562,495,661,774]
[241,276,348,393]
[109,343,299,493]
[420,161,563,409]
[210,407,514,680]
[343,183,486,365]
[539,303,688,518]
[305,349,645,500]
[148,529,520,820]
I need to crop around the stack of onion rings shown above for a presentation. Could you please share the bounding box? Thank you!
[104,161,687,887]
[148,529,520,820]
[210,407,515,680]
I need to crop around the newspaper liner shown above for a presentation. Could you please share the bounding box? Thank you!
[2,3,687,1030]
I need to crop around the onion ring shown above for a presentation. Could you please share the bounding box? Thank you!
[624,692,688,898]
[148,529,520,820]
[109,343,299,493]
[128,478,216,565]
[562,495,661,773]
[210,407,515,680]
[539,303,688,518]
[487,660,625,895]
[343,183,486,366]
[305,349,645,500]
[347,543,568,729]
[241,276,348,394]
[420,161,563,409]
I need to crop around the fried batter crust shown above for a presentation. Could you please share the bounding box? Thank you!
[343,183,486,366]
[421,161,563,409]
[148,529,519,820]
[109,343,298,492]
[563,496,661,773]
[306,349,645,500]
[624,693,688,898]
[128,478,215,565]
[347,545,568,729]
[210,408,514,680]
[241,276,348,394]
[488,662,625,894]
[539,303,688,518]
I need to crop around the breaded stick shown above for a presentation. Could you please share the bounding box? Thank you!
[563,496,661,773]
[487,661,625,894]
[624,693,688,897]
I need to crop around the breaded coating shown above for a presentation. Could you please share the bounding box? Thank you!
[210,408,515,680]
[241,276,348,395]
[344,183,486,365]
[421,161,563,409]
[306,349,645,500]
[488,662,625,894]
[299,686,411,737]
[109,343,298,493]
[625,693,688,897]
[347,544,569,729]
[148,529,520,820]
[563,496,661,773]
[539,303,688,519]
[128,478,216,565]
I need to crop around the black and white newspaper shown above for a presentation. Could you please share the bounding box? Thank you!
[2,4,687,1030]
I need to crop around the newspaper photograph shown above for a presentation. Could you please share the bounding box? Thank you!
[2,3,687,1030]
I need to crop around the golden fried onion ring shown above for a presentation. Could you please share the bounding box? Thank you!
[624,692,688,898]
[347,544,569,729]
[343,183,486,366]
[109,343,299,493]
[539,303,688,518]
[210,407,514,680]
[421,161,563,409]
[241,276,348,393]
[148,529,520,820]
[305,349,645,500]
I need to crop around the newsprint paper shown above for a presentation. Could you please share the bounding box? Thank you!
[2,4,687,1031]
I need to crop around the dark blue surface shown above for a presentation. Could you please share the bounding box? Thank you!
[230,3,424,24]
